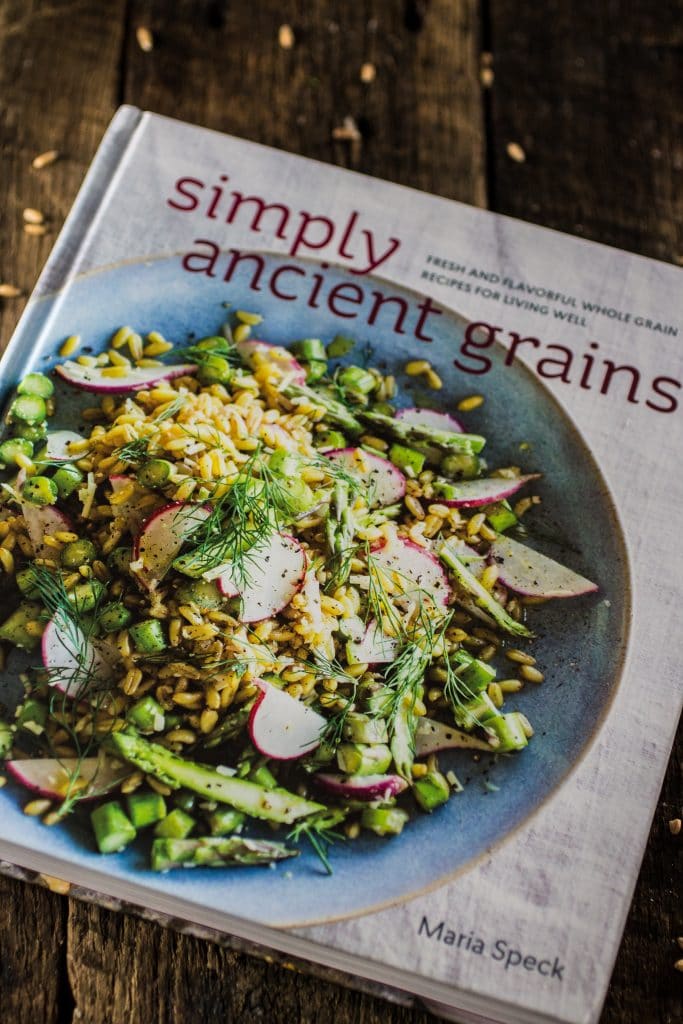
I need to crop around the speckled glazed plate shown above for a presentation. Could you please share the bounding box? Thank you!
[0,253,630,927]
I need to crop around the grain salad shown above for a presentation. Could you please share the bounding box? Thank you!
[0,318,598,872]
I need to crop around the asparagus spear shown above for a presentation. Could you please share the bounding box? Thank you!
[385,642,432,780]
[151,836,298,871]
[439,542,533,638]
[283,383,486,458]
[106,729,325,824]
[359,410,486,456]
[285,383,363,433]
[325,479,356,586]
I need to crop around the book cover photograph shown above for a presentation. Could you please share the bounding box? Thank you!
[0,108,680,1024]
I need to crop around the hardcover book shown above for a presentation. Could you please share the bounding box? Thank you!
[0,106,680,1024]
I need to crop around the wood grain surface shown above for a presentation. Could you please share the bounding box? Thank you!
[0,2,680,1022]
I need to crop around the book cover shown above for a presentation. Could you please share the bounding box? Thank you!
[0,106,680,1024]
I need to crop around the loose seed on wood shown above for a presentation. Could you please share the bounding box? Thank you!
[136,26,154,52]
[31,149,60,170]
[23,208,45,224]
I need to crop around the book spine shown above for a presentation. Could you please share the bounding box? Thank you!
[0,105,144,384]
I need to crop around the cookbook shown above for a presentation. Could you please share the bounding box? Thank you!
[0,106,680,1024]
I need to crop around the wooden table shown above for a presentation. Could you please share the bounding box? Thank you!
[0,3,681,1021]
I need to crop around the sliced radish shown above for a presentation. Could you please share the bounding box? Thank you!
[396,407,467,434]
[236,339,306,384]
[415,717,494,755]
[217,532,306,622]
[6,756,130,801]
[133,502,211,587]
[42,613,119,696]
[55,360,197,393]
[21,503,73,560]
[347,619,399,665]
[435,473,541,509]
[248,679,326,760]
[45,430,86,461]
[325,447,406,507]
[488,534,598,599]
[370,535,452,609]
[315,773,408,801]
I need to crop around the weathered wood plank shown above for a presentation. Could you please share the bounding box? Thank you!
[0,873,66,1024]
[68,902,436,1024]
[0,0,128,353]
[122,0,486,202]
[488,4,682,1022]
[0,4,127,1024]
[486,0,683,262]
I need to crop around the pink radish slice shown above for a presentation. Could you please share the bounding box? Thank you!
[347,619,399,665]
[248,679,326,760]
[415,717,494,756]
[133,502,211,587]
[45,430,86,460]
[42,614,119,696]
[235,339,306,384]
[325,447,406,507]
[6,756,130,801]
[55,360,197,393]
[435,473,541,509]
[217,532,306,622]
[370,535,452,609]
[21,503,73,560]
[488,534,598,599]
[396,407,467,434]
[315,773,408,801]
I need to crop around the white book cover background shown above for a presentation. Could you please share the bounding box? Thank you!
[1,107,681,1024]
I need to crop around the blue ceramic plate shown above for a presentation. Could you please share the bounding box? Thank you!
[0,254,630,927]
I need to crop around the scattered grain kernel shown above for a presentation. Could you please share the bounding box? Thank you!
[675,959,683,972]
[24,223,48,236]
[32,149,60,170]
[136,25,154,51]
[505,648,536,666]
[360,62,376,83]
[411,763,428,778]
[669,818,682,835]
[236,310,263,325]
[345,821,361,839]
[23,207,45,225]
[488,682,504,708]
[405,359,431,376]
[425,369,443,390]
[405,494,425,520]
[278,23,295,49]
[59,334,80,357]
[0,283,23,298]
[457,394,484,412]
[520,664,544,683]
[506,141,526,163]
[500,679,523,693]
[40,874,71,894]
[480,67,495,88]
[24,798,52,817]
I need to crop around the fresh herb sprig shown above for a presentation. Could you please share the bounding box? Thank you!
[288,808,347,875]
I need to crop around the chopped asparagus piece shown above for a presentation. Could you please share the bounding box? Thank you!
[360,410,486,456]
[361,806,409,836]
[91,801,136,854]
[413,771,450,812]
[151,836,298,871]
